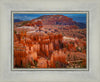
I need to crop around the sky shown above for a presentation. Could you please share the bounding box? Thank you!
[14,13,86,24]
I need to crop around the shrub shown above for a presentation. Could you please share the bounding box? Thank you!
[14,30,17,34]
[66,44,68,49]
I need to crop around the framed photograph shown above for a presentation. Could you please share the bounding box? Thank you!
[0,0,100,82]
[12,11,88,71]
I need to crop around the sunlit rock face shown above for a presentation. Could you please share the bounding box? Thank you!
[37,57,48,68]
[14,31,64,68]
[14,30,86,68]
[48,50,67,68]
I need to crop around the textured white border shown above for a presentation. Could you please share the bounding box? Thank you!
[11,11,89,71]
[0,0,100,82]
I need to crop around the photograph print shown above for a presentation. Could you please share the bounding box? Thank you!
[12,12,88,70]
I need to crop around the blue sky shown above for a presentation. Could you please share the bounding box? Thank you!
[14,13,86,23]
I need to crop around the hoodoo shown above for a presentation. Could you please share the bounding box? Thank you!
[14,29,64,68]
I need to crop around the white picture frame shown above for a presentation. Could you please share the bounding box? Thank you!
[0,0,100,82]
